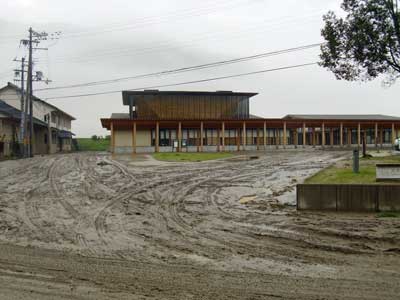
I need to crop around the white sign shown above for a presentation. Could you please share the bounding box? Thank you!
[376,164,400,181]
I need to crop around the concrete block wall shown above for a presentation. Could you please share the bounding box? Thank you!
[297,184,400,212]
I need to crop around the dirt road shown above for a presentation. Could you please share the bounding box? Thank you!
[0,151,399,299]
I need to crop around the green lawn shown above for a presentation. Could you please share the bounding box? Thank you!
[152,152,234,162]
[305,154,400,184]
[76,138,110,151]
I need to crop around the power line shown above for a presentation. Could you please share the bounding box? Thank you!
[36,43,322,92]
[43,62,318,100]
[36,12,323,65]
[59,0,257,39]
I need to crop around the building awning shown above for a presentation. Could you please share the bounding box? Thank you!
[57,130,75,138]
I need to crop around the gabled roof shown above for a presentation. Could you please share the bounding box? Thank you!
[283,114,400,121]
[0,82,76,120]
[0,99,48,126]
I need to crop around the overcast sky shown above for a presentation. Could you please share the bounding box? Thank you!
[0,0,399,137]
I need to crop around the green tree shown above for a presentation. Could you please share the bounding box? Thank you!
[320,0,400,85]
[91,135,98,141]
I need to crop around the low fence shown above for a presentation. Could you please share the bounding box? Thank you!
[297,184,400,212]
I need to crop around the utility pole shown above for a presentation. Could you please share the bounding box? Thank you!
[18,27,57,158]
[28,27,34,157]
[13,57,27,157]
[16,58,26,157]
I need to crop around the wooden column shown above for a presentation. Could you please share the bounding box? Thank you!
[221,122,225,152]
[347,128,352,146]
[322,123,325,148]
[330,128,334,147]
[110,122,115,154]
[283,122,287,148]
[200,122,204,152]
[312,128,316,147]
[303,123,306,147]
[217,127,220,152]
[340,123,343,147]
[256,127,260,150]
[363,128,367,146]
[263,121,267,149]
[237,128,240,152]
[178,122,182,153]
[392,123,396,145]
[132,122,136,154]
[155,122,159,153]
[375,123,378,148]
[357,123,361,147]
[242,122,246,151]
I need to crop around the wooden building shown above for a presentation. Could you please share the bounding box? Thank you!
[101,90,400,154]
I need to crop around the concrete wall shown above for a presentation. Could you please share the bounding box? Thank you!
[297,184,400,212]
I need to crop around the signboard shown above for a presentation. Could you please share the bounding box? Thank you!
[376,164,400,181]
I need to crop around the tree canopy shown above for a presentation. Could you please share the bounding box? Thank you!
[320,0,400,85]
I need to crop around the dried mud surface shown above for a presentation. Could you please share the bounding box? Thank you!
[0,150,399,299]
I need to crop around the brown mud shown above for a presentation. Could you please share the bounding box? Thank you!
[0,150,399,299]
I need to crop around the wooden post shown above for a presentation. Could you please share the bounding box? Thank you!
[357,123,361,148]
[392,123,395,145]
[217,126,220,152]
[322,123,325,148]
[178,122,182,153]
[256,127,260,150]
[283,122,287,148]
[110,122,115,154]
[303,123,306,147]
[312,128,316,147]
[132,122,136,154]
[237,128,240,152]
[375,123,378,148]
[200,122,204,152]
[155,122,159,153]
[221,122,225,152]
[242,122,246,151]
[263,121,267,150]
[340,123,343,147]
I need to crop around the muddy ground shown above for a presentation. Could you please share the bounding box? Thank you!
[0,150,399,299]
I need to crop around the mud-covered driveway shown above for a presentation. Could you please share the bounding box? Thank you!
[0,151,399,299]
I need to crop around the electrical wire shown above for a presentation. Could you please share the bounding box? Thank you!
[36,43,322,92]
[43,62,318,100]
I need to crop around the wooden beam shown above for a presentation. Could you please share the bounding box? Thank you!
[357,123,361,147]
[132,122,136,154]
